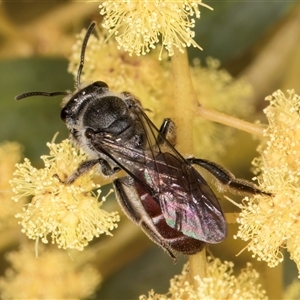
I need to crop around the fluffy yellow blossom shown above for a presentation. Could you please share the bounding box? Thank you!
[0,243,101,299]
[10,139,120,250]
[99,0,212,59]
[0,141,24,229]
[236,90,300,273]
[140,257,267,299]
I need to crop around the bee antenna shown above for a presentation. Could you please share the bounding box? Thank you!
[76,21,96,89]
[15,91,69,101]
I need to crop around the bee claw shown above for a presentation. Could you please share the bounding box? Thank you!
[53,174,64,184]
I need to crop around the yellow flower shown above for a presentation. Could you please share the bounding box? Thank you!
[99,0,212,59]
[140,257,267,299]
[0,243,101,299]
[10,139,120,250]
[236,90,300,273]
[0,141,24,229]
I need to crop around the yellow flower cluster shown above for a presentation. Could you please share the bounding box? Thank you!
[0,141,24,229]
[236,90,300,273]
[99,0,212,59]
[140,257,267,299]
[0,243,101,299]
[10,139,120,250]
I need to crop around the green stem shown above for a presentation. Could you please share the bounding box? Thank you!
[171,50,266,140]
[187,250,207,286]
[171,49,208,287]
[197,105,265,137]
[171,48,198,154]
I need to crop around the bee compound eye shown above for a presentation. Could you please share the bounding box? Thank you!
[93,81,108,88]
[60,107,68,122]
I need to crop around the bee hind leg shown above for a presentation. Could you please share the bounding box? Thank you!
[113,178,177,260]
[188,157,271,196]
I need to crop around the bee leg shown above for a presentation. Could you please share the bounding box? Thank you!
[157,118,176,147]
[64,158,120,184]
[113,178,177,260]
[188,158,271,196]
[97,158,121,176]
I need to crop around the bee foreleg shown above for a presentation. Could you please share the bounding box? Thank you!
[64,158,120,184]
[63,159,100,184]
[97,158,121,176]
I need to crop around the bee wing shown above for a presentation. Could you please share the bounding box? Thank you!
[157,154,227,243]
[135,109,226,243]
[90,106,226,243]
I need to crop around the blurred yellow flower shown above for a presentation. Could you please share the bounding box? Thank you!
[0,141,24,229]
[99,0,212,59]
[236,90,300,274]
[140,257,267,299]
[10,139,120,250]
[0,243,101,299]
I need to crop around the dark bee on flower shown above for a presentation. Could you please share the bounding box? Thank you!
[15,22,269,259]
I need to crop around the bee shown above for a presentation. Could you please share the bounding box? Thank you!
[15,22,269,259]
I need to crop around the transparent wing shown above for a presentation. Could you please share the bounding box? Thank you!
[90,105,226,243]
[155,152,226,243]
